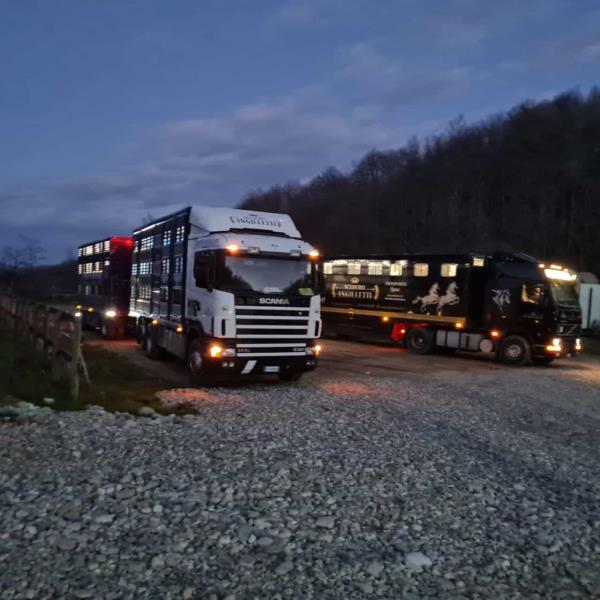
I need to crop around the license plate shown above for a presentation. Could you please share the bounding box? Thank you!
[263,366,280,373]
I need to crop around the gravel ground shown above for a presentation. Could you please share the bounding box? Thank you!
[1,358,600,599]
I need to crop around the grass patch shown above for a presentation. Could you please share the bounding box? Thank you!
[0,332,185,414]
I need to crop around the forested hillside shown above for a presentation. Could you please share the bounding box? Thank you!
[240,89,600,273]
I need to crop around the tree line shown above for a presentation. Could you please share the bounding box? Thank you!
[240,88,600,274]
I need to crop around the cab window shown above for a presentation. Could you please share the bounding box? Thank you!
[521,283,544,305]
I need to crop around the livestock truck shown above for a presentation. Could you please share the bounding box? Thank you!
[129,206,322,382]
[321,251,582,365]
[76,236,134,338]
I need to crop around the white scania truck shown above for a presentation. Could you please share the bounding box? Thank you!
[129,206,322,383]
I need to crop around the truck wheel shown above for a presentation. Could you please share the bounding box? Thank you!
[187,338,214,386]
[406,327,434,355]
[144,324,163,360]
[498,335,531,365]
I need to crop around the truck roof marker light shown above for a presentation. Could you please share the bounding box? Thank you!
[176,325,184,333]
[225,244,239,253]
[538,263,545,269]
[544,268,574,281]
[209,344,223,358]
[550,264,563,270]
[490,329,501,338]
[382,316,390,322]
[76,304,82,310]
[455,322,464,329]
[151,319,159,326]
[309,249,320,259]
[88,307,94,313]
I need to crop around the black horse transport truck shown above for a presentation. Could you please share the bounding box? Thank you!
[129,206,322,383]
[321,251,582,365]
[76,236,134,339]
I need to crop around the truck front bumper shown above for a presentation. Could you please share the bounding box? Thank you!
[204,354,318,376]
[537,336,583,358]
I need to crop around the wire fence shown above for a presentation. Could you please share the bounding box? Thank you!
[0,294,88,400]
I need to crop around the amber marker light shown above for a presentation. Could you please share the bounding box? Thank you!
[490,329,501,338]
[151,319,159,326]
[87,307,94,312]
[225,244,239,253]
[176,325,184,333]
[309,249,320,259]
[455,322,464,329]
[382,316,390,322]
[314,344,322,356]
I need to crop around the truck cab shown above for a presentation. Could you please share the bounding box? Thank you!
[483,255,582,363]
[130,207,322,383]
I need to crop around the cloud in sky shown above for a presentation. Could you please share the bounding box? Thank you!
[3,42,465,261]
[0,88,411,260]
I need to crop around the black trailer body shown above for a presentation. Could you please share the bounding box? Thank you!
[77,236,134,338]
[321,252,582,364]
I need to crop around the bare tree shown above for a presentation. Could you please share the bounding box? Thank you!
[1,235,46,271]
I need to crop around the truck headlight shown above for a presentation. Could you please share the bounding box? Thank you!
[546,338,562,352]
[208,344,223,358]
[105,309,117,318]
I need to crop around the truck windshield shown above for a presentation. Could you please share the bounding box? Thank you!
[549,281,579,306]
[218,256,315,295]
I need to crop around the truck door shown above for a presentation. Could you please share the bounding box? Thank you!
[187,250,216,335]
[484,277,521,328]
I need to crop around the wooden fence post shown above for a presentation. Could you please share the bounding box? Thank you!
[69,314,81,400]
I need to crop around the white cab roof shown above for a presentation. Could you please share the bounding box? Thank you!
[189,206,301,238]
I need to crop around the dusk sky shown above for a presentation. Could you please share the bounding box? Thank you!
[1,0,600,263]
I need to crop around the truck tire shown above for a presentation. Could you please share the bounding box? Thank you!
[498,335,531,365]
[187,338,214,386]
[144,324,163,360]
[406,327,434,355]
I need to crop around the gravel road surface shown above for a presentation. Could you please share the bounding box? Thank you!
[1,340,600,599]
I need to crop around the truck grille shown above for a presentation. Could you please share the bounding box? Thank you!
[234,305,311,357]
[558,323,581,336]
